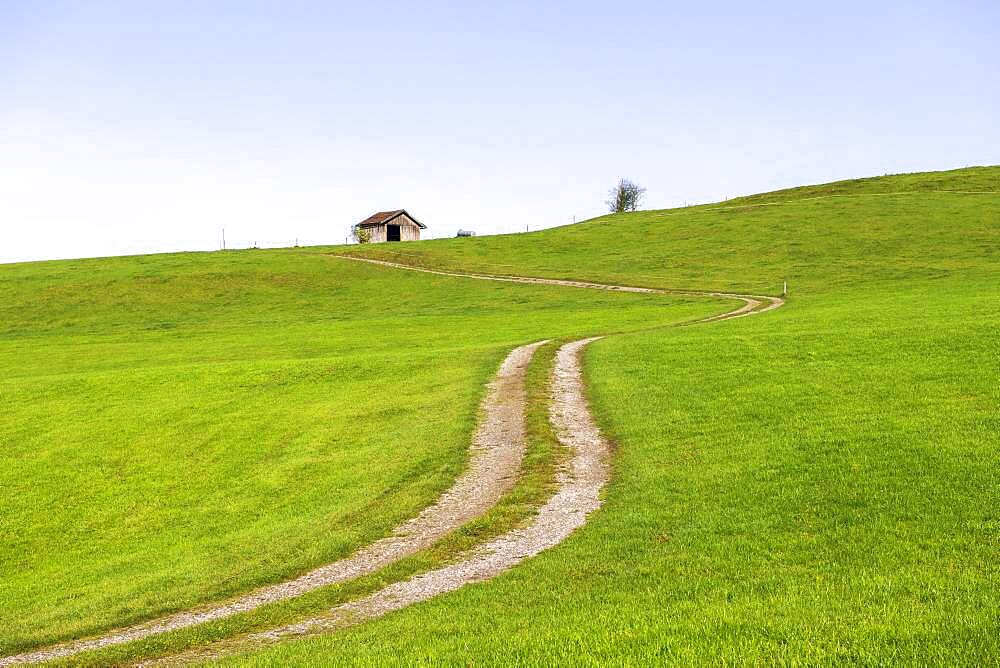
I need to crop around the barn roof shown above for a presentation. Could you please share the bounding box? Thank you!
[357,209,427,229]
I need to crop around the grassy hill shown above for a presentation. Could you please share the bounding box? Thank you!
[260,167,1000,664]
[2,167,998,665]
[0,253,715,654]
[343,166,999,296]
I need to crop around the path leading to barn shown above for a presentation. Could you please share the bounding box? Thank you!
[139,265,785,666]
[0,261,783,666]
[340,256,785,320]
[177,262,783,655]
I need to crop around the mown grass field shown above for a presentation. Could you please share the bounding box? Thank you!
[0,253,717,655]
[221,167,999,664]
[3,166,998,665]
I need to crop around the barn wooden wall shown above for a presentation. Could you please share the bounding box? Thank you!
[366,225,386,243]
[400,221,420,241]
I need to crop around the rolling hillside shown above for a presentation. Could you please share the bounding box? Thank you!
[0,253,715,657]
[1,167,998,665]
[254,166,1000,664]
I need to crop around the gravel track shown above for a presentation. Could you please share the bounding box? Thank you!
[1,259,783,666]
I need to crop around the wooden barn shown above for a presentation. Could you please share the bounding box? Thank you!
[355,209,426,243]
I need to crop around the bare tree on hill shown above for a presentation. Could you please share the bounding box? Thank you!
[606,178,646,213]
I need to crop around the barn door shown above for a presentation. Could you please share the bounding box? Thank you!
[387,224,401,242]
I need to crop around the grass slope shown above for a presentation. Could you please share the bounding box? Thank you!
[343,169,998,296]
[224,167,1000,664]
[0,252,717,653]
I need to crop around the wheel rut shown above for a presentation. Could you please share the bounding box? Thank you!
[1,259,783,666]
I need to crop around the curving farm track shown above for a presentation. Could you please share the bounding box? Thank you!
[0,260,783,666]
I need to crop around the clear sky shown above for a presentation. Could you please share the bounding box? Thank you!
[2,1,998,263]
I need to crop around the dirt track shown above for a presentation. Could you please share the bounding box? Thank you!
[0,260,783,666]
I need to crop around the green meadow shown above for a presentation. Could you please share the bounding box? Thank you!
[0,252,715,654]
[2,166,998,665]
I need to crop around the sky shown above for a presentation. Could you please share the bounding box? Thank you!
[1,1,998,263]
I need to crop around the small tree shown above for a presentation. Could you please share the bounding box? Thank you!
[606,178,646,213]
[350,225,372,244]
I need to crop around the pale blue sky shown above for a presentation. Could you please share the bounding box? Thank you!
[2,1,997,262]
